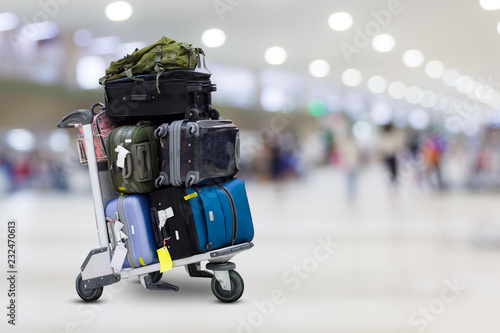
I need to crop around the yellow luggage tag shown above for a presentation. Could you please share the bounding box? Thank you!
[184,192,198,201]
[157,246,173,273]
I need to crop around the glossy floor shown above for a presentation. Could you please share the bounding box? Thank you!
[1,165,499,333]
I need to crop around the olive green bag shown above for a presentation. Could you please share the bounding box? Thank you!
[99,36,208,92]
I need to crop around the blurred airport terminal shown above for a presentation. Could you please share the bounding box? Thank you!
[1,1,500,332]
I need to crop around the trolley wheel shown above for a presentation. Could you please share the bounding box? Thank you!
[75,273,103,302]
[149,271,163,283]
[211,270,244,303]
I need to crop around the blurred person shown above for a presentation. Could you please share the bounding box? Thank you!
[0,153,13,194]
[11,154,34,191]
[337,131,361,199]
[374,123,405,191]
[421,132,447,191]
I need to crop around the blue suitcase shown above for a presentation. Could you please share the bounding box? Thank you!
[149,178,254,258]
[188,178,254,250]
[105,195,159,268]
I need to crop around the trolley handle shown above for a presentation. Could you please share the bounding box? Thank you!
[57,109,93,129]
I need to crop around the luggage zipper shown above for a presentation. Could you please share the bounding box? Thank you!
[216,185,238,245]
[118,195,139,268]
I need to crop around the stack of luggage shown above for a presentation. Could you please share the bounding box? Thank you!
[79,36,254,270]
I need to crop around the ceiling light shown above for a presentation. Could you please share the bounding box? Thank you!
[73,29,93,47]
[201,29,226,48]
[6,129,36,152]
[264,46,287,65]
[480,0,500,10]
[442,69,460,86]
[308,98,326,116]
[408,108,430,130]
[387,81,406,99]
[49,130,70,152]
[0,12,18,31]
[372,34,395,52]
[370,102,393,125]
[20,22,59,41]
[76,56,106,89]
[353,121,372,140]
[309,59,330,78]
[105,1,132,21]
[328,12,353,31]
[260,86,286,111]
[419,90,436,108]
[425,60,445,78]
[402,49,424,67]
[341,68,362,87]
[456,75,473,93]
[405,86,421,104]
[367,76,387,94]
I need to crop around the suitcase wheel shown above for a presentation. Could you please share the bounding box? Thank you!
[75,273,103,302]
[208,108,220,120]
[211,270,244,303]
[155,173,169,188]
[185,108,200,120]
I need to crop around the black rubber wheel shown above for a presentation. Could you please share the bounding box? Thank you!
[211,270,244,303]
[149,271,163,283]
[185,108,200,120]
[75,273,103,302]
[209,108,220,120]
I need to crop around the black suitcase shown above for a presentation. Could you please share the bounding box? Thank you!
[154,118,240,188]
[148,178,254,260]
[104,70,220,122]
[148,187,201,259]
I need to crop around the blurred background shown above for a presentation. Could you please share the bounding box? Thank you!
[1,0,500,332]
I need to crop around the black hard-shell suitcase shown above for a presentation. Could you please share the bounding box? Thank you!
[104,70,220,122]
[154,118,240,188]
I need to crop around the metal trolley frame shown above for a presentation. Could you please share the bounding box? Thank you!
[58,105,253,303]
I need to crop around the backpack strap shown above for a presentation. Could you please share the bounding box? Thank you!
[154,64,165,94]
[197,48,211,74]
[124,64,144,82]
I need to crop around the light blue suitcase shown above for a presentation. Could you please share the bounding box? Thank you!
[105,195,159,268]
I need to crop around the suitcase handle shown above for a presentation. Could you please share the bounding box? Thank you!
[136,144,151,181]
[57,109,93,128]
[122,154,133,180]
[130,94,148,102]
[91,102,105,114]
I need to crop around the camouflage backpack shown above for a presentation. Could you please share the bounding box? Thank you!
[99,36,208,92]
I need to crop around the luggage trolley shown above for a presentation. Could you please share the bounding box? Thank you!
[57,106,253,303]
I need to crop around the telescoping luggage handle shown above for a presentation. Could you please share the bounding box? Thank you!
[154,121,200,188]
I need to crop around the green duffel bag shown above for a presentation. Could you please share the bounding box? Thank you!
[107,125,159,194]
[99,36,208,93]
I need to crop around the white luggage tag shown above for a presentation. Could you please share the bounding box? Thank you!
[110,215,129,271]
[115,144,130,169]
[157,207,174,229]
[110,243,128,271]
[113,220,129,242]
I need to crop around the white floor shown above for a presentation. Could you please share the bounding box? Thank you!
[1,165,500,333]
